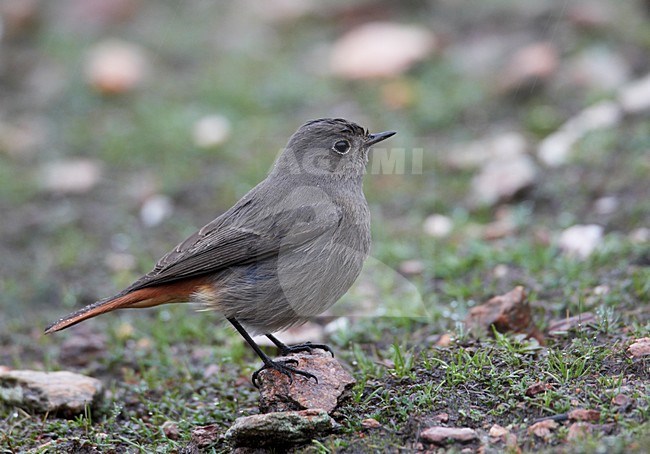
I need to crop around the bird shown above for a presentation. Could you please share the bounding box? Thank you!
[45,118,396,385]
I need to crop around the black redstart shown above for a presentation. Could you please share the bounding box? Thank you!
[46,118,396,384]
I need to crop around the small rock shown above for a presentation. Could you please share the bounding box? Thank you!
[559,224,604,259]
[225,409,339,448]
[528,419,558,440]
[432,412,449,423]
[470,154,538,206]
[628,337,650,358]
[59,332,107,366]
[40,159,103,194]
[568,409,600,422]
[482,218,517,240]
[619,73,650,114]
[493,264,509,279]
[563,100,622,136]
[192,115,232,148]
[162,420,180,440]
[499,42,559,93]
[567,422,593,440]
[611,394,633,412]
[566,46,630,91]
[488,424,508,441]
[398,259,424,275]
[537,130,578,167]
[420,426,478,444]
[329,22,436,79]
[423,214,453,238]
[361,418,382,429]
[629,227,650,243]
[525,381,553,397]
[140,194,173,227]
[191,424,221,449]
[436,334,452,348]
[85,39,149,95]
[257,351,355,414]
[547,312,596,335]
[465,286,536,337]
[538,101,622,167]
[594,196,619,215]
[0,370,103,417]
[446,132,528,170]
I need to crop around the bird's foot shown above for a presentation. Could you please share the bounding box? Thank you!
[278,342,334,357]
[251,358,318,387]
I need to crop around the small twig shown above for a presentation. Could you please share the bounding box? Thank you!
[533,413,569,424]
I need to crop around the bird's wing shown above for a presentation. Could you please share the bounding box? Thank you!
[121,200,341,293]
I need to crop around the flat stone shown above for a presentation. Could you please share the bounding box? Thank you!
[225,409,339,448]
[420,426,478,444]
[257,351,355,414]
[0,370,103,417]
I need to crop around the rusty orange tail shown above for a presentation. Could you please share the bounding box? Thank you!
[44,278,208,334]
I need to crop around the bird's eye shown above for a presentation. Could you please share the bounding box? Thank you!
[332,140,351,155]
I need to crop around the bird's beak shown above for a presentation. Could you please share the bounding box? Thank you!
[365,130,396,146]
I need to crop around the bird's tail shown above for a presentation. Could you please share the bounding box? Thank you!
[44,278,208,334]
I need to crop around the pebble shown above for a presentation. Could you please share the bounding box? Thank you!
[420,426,478,444]
[619,73,650,114]
[84,39,148,95]
[192,114,232,148]
[39,159,103,194]
[140,194,173,227]
[423,214,453,238]
[499,42,559,92]
[558,224,604,259]
[329,22,436,79]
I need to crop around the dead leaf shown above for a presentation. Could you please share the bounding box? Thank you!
[547,312,596,335]
[525,381,553,397]
[465,286,540,339]
[489,424,508,440]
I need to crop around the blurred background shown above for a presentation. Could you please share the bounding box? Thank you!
[1,0,649,343]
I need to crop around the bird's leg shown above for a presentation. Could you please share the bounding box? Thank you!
[227,318,318,387]
[265,333,334,357]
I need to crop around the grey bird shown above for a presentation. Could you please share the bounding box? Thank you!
[45,118,396,384]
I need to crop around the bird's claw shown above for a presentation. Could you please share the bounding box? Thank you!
[251,359,318,387]
[279,342,334,357]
